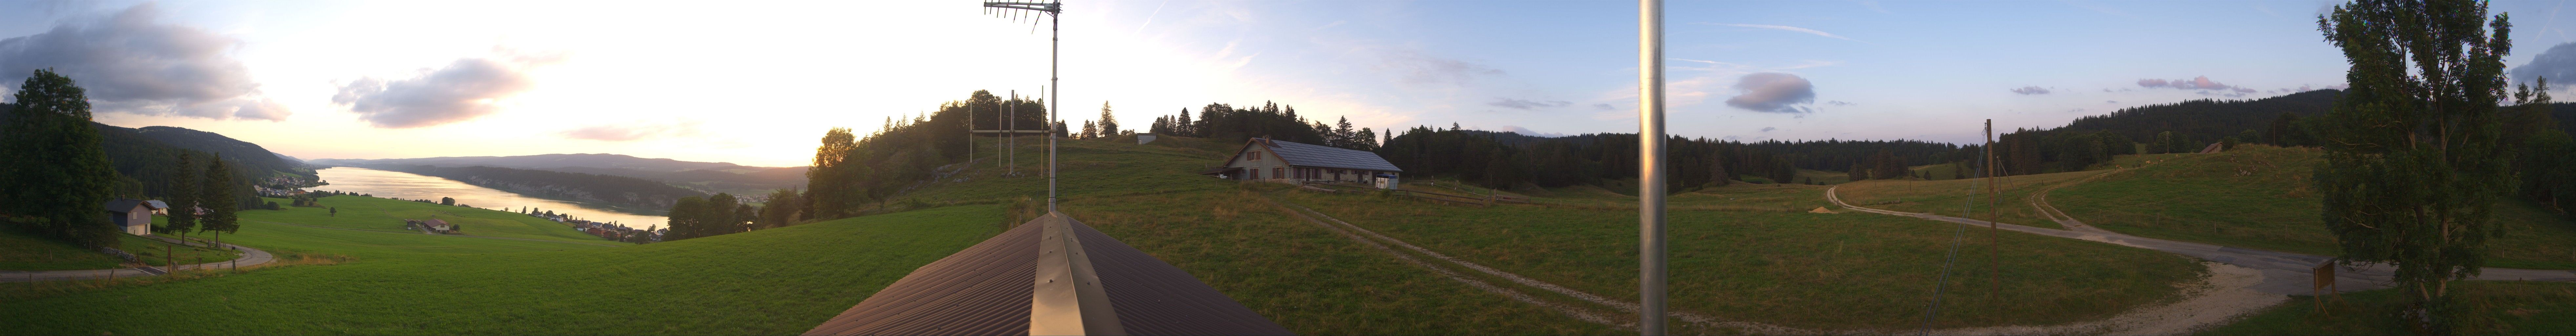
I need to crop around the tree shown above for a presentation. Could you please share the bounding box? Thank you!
[328,207,337,217]
[0,69,120,247]
[198,154,241,247]
[701,193,741,238]
[1332,116,1358,149]
[663,196,705,241]
[1847,164,1868,181]
[804,128,862,220]
[165,152,200,241]
[1175,109,1195,136]
[440,197,455,206]
[2316,1,2516,331]
[757,188,803,229]
[1097,101,1118,137]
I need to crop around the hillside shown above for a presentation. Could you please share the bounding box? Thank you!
[0,103,284,205]
[127,126,314,180]
[311,153,806,195]
[2046,145,2576,269]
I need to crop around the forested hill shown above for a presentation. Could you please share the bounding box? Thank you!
[2057,89,2341,143]
[310,153,807,195]
[125,126,313,179]
[0,104,282,208]
[351,164,706,213]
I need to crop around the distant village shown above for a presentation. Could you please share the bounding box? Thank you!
[521,208,662,243]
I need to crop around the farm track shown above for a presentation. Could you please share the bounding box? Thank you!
[1830,184,2576,334]
[0,238,276,283]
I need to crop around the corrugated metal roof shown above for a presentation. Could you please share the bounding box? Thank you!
[1257,139,1402,172]
[804,213,1293,336]
[104,199,146,212]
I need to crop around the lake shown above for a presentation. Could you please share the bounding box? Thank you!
[301,167,669,228]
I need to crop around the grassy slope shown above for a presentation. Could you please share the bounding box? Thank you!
[2202,281,2576,335]
[0,206,1000,335]
[0,230,123,270]
[1277,186,2201,330]
[2050,145,2576,269]
[251,196,629,245]
[1832,170,2114,231]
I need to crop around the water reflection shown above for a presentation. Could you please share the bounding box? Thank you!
[302,167,668,228]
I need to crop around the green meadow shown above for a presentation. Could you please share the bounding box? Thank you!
[0,205,1002,335]
[2047,145,2576,269]
[2203,281,2576,335]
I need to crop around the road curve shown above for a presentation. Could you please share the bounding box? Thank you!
[1824,186,2576,295]
[0,238,276,283]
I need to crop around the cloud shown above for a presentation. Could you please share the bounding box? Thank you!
[2137,76,2237,91]
[2231,87,2257,94]
[1826,100,1854,106]
[1378,51,1502,86]
[1704,23,1858,41]
[333,56,558,128]
[2513,42,2576,86]
[1759,127,1777,132]
[1591,103,1614,111]
[0,4,286,120]
[2106,100,2119,104]
[559,122,700,141]
[1487,98,1571,110]
[2010,86,2052,95]
[1723,73,1815,114]
[1491,125,1567,137]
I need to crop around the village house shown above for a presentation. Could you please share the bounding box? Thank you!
[103,199,166,236]
[405,219,454,234]
[1200,137,1402,188]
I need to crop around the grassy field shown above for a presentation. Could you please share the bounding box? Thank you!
[2202,281,2576,335]
[1276,186,2203,331]
[1832,170,2116,231]
[0,205,1002,335]
[252,196,629,245]
[0,230,125,270]
[1794,169,1855,185]
[2049,145,2576,269]
[2,225,243,271]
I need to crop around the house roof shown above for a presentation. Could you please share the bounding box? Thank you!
[1249,138,1402,172]
[144,200,170,209]
[425,219,449,226]
[803,213,1291,336]
[104,199,164,212]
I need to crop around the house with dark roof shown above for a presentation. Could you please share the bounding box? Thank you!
[803,212,1290,336]
[1201,137,1402,188]
[104,199,166,236]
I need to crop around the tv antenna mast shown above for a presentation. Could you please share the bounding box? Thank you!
[982,0,1064,213]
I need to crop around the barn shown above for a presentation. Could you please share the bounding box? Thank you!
[104,199,165,236]
[1200,137,1401,188]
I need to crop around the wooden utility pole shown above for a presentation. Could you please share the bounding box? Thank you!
[1985,119,2002,299]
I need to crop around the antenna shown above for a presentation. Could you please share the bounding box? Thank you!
[979,0,1065,215]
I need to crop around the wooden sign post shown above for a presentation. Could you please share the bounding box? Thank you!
[2312,261,2340,314]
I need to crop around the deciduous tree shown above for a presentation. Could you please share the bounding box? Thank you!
[2316,1,2516,331]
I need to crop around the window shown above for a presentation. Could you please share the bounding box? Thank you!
[1273,167,1284,179]
[1250,151,1261,161]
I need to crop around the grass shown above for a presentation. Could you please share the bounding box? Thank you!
[0,205,1003,335]
[1060,188,1620,334]
[1832,170,2116,231]
[250,196,630,245]
[0,229,122,271]
[1794,169,1855,185]
[2202,281,2576,335]
[2049,145,2576,269]
[1276,186,2204,331]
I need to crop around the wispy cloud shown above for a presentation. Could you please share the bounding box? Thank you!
[1702,23,1859,42]
[1488,98,1571,110]
[559,122,701,141]
[2010,86,2052,95]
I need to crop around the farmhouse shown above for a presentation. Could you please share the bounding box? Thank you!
[1200,137,1402,187]
[103,199,166,236]
[405,219,454,234]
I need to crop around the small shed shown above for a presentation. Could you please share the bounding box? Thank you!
[1201,137,1403,188]
[1137,133,1158,144]
[104,199,165,236]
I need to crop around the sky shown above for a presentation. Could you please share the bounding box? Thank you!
[6,0,2576,167]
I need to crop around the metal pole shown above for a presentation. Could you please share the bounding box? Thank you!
[1637,0,1667,334]
[1985,119,2000,299]
[1010,90,1017,176]
[1047,4,1060,214]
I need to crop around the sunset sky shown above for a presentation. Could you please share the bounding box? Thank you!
[8,0,2576,167]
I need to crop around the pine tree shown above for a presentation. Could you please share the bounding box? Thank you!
[1175,109,1195,136]
[1080,120,1097,139]
[1097,101,1118,137]
[198,154,241,247]
[166,152,200,241]
[1333,116,1358,149]
[2317,1,2516,330]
